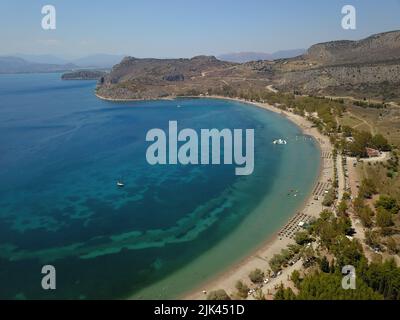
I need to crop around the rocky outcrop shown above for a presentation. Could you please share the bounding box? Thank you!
[272,30,400,99]
[96,30,400,101]
[278,61,400,91]
[61,70,106,80]
[96,56,245,99]
[304,30,400,65]
[163,74,185,82]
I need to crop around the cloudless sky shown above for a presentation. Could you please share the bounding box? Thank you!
[0,0,399,58]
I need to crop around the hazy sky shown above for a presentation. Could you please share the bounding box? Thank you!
[1,0,399,58]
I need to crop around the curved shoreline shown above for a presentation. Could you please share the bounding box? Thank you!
[95,93,332,300]
[181,97,331,300]
[95,92,176,102]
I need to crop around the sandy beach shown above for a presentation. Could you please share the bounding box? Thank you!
[181,96,334,300]
[95,92,335,300]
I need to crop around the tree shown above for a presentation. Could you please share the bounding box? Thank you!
[348,131,372,157]
[371,134,391,151]
[311,210,339,249]
[358,205,374,228]
[249,269,264,284]
[207,290,231,300]
[274,283,296,300]
[235,280,249,299]
[291,269,302,288]
[359,179,377,199]
[322,188,336,207]
[375,195,399,215]
[353,195,366,215]
[300,246,316,267]
[269,254,284,273]
[376,207,394,228]
[365,230,380,249]
[295,272,382,300]
[319,256,330,273]
[337,200,348,217]
[334,238,364,268]
[342,125,353,137]
[287,243,302,255]
[342,192,351,200]
[338,216,353,236]
[254,288,265,301]
[386,237,398,255]
[361,259,400,300]
[295,231,312,245]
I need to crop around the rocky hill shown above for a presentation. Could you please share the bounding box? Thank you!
[62,70,107,80]
[304,30,400,66]
[271,30,400,100]
[97,55,269,100]
[103,55,232,84]
[96,30,400,102]
[218,49,305,63]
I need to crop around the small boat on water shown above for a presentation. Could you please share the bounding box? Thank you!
[273,139,287,145]
[117,181,125,187]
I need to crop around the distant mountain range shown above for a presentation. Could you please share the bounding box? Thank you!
[5,29,400,103]
[0,54,125,74]
[0,51,305,74]
[71,54,125,68]
[0,56,77,74]
[14,53,125,68]
[217,49,306,63]
[13,54,71,65]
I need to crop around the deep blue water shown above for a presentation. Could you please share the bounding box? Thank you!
[0,73,320,299]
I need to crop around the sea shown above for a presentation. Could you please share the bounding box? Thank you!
[0,73,320,299]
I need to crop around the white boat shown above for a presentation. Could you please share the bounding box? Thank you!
[117,181,125,187]
[273,139,287,145]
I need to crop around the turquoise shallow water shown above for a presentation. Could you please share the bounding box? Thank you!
[0,73,320,299]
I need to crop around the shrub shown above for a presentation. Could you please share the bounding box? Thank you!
[375,195,399,215]
[207,290,231,300]
[235,280,249,299]
[359,179,377,199]
[322,188,336,207]
[291,269,302,288]
[249,269,264,284]
[376,207,394,228]
[295,231,312,245]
